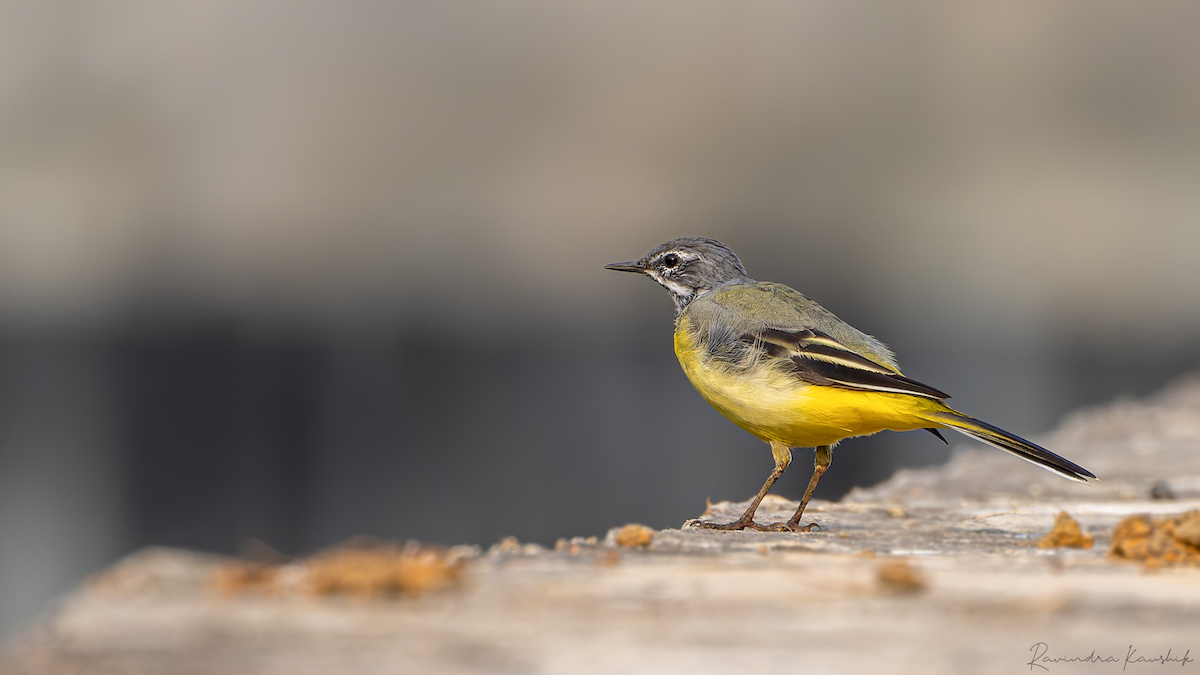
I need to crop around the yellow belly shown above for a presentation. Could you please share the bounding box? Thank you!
[673,324,938,448]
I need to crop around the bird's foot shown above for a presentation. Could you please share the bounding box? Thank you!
[687,518,773,531]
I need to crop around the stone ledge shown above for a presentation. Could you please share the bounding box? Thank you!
[5,375,1200,675]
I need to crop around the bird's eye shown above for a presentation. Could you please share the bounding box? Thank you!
[662,253,680,268]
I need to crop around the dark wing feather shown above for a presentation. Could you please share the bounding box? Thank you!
[742,328,950,400]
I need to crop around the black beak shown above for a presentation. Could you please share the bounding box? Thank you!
[604,260,644,273]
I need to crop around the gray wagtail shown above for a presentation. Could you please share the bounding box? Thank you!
[606,237,1094,531]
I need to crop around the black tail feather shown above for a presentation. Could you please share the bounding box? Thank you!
[930,412,1096,483]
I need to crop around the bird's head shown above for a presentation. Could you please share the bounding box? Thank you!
[605,237,752,312]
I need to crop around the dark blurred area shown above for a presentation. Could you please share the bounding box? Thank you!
[3,0,1200,636]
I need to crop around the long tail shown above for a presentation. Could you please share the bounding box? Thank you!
[926,410,1096,483]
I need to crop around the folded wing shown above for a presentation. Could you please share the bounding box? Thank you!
[744,327,950,400]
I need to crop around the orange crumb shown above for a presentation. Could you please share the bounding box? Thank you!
[1038,511,1094,549]
[1110,510,1200,567]
[305,542,463,597]
[613,524,655,548]
[213,561,279,596]
[877,559,926,593]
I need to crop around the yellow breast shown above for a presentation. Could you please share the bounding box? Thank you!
[673,317,935,448]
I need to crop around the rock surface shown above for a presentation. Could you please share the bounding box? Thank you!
[5,375,1200,674]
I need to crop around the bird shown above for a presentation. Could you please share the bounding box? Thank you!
[605,237,1095,532]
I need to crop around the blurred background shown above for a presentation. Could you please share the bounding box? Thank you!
[2,0,1199,637]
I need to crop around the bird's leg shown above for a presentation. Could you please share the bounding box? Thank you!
[781,445,832,532]
[692,441,791,531]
